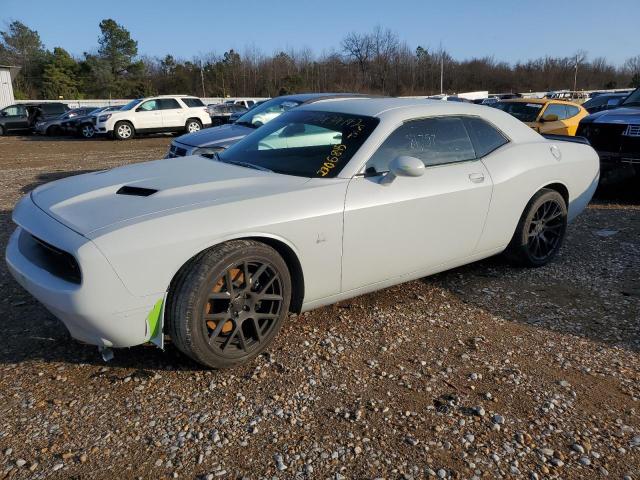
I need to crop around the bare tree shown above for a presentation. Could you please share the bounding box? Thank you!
[341,31,372,85]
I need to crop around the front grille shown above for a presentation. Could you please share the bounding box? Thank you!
[167,145,187,158]
[18,231,82,284]
[624,124,640,137]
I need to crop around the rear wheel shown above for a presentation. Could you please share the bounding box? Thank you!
[505,188,567,267]
[185,118,202,133]
[167,240,291,369]
[113,121,134,140]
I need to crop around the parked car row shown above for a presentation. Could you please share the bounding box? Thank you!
[0,95,212,140]
[0,102,69,135]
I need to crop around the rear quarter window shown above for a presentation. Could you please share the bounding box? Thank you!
[463,117,509,157]
[182,98,205,108]
[42,104,67,114]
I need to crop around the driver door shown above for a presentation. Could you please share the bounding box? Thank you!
[1,105,29,130]
[135,100,163,131]
[538,104,569,135]
[341,116,493,292]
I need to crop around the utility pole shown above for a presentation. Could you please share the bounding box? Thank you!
[200,61,206,98]
[573,54,578,93]
[440,54,444,95]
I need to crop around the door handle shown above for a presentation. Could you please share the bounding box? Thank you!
[469,173,485,183]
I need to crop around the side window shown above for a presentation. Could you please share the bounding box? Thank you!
[565,105,580,118]
[544,104,569,120]
[158,99,181,110]
[365,117,476,174]
[138,100,159,111]
[2,105,26,116]
[182,98,204,108]
[463,117,508,157]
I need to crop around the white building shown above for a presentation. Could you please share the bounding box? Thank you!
[0,65,20,108]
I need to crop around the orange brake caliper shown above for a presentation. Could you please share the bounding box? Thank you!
[206,268,244,334]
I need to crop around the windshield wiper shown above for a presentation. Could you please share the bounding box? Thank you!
[214,154,272,172]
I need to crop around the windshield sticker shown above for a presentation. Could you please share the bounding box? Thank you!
[526,104,543,109]
[317,143,347,177]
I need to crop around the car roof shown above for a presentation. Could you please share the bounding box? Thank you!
[498,98,581,106]
[295,97,542,143]
[296,97,446,116]
[273,93,374,104]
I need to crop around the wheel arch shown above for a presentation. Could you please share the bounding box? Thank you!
[166,234,305,315]
[541,182,569,206]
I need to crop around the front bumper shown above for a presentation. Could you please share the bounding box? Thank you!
[166,142,195,158]
[5,196,161,348]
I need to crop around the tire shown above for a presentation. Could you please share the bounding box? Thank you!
[185,118,202,134]
[113,121,134,140]
[80,124,95,139]
[505,188,567,267]
[46,125,60,136]
[167,240,292,369]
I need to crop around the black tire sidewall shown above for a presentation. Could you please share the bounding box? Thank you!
[171,241,291,369]
[507,189,567,267]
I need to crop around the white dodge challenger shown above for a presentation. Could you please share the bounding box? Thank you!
[6,98,599,368]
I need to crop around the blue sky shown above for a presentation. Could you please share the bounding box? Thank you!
[2,0,638,65]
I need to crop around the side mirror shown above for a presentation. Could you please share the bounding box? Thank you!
[541,114,559,122]
[380,156,425,186]
[0,111,7,117]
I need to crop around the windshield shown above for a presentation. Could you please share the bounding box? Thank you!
[233,97,303,127]
[621,88,640,107]
[494,101,544,122]
[119,99,142,111]
[216,110,379,178]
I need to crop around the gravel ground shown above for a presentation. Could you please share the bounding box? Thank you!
[0,134,638,480]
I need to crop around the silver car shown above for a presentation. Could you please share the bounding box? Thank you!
[166,93,371,158]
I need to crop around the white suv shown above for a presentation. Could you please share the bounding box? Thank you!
[94,95,211,140]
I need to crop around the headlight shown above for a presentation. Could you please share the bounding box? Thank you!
[98,114,112,122]
[192,146,225,158]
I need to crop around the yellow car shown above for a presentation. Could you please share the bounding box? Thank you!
[494,98,588,136]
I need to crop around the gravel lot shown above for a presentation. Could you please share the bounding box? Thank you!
[0,134,638,480]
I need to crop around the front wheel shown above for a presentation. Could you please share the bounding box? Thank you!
[113,121,134,140]
[185,119,202,133]
[80,124,95,139]
[505,188,567,267]
[167,240,292,369]
[46,125,60,136]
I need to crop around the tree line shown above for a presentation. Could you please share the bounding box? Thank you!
[1,20,639,100]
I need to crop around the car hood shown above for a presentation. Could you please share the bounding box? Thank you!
[174,123,254,149]
[30,155,310,237]
[582,106,640,124]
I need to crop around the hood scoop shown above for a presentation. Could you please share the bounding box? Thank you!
[116,185,158,197]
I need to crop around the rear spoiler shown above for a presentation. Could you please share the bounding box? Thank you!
[542,134,590,145]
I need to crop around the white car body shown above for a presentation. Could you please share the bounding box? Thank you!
[6,99,599,352]
[94,95,211,138]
